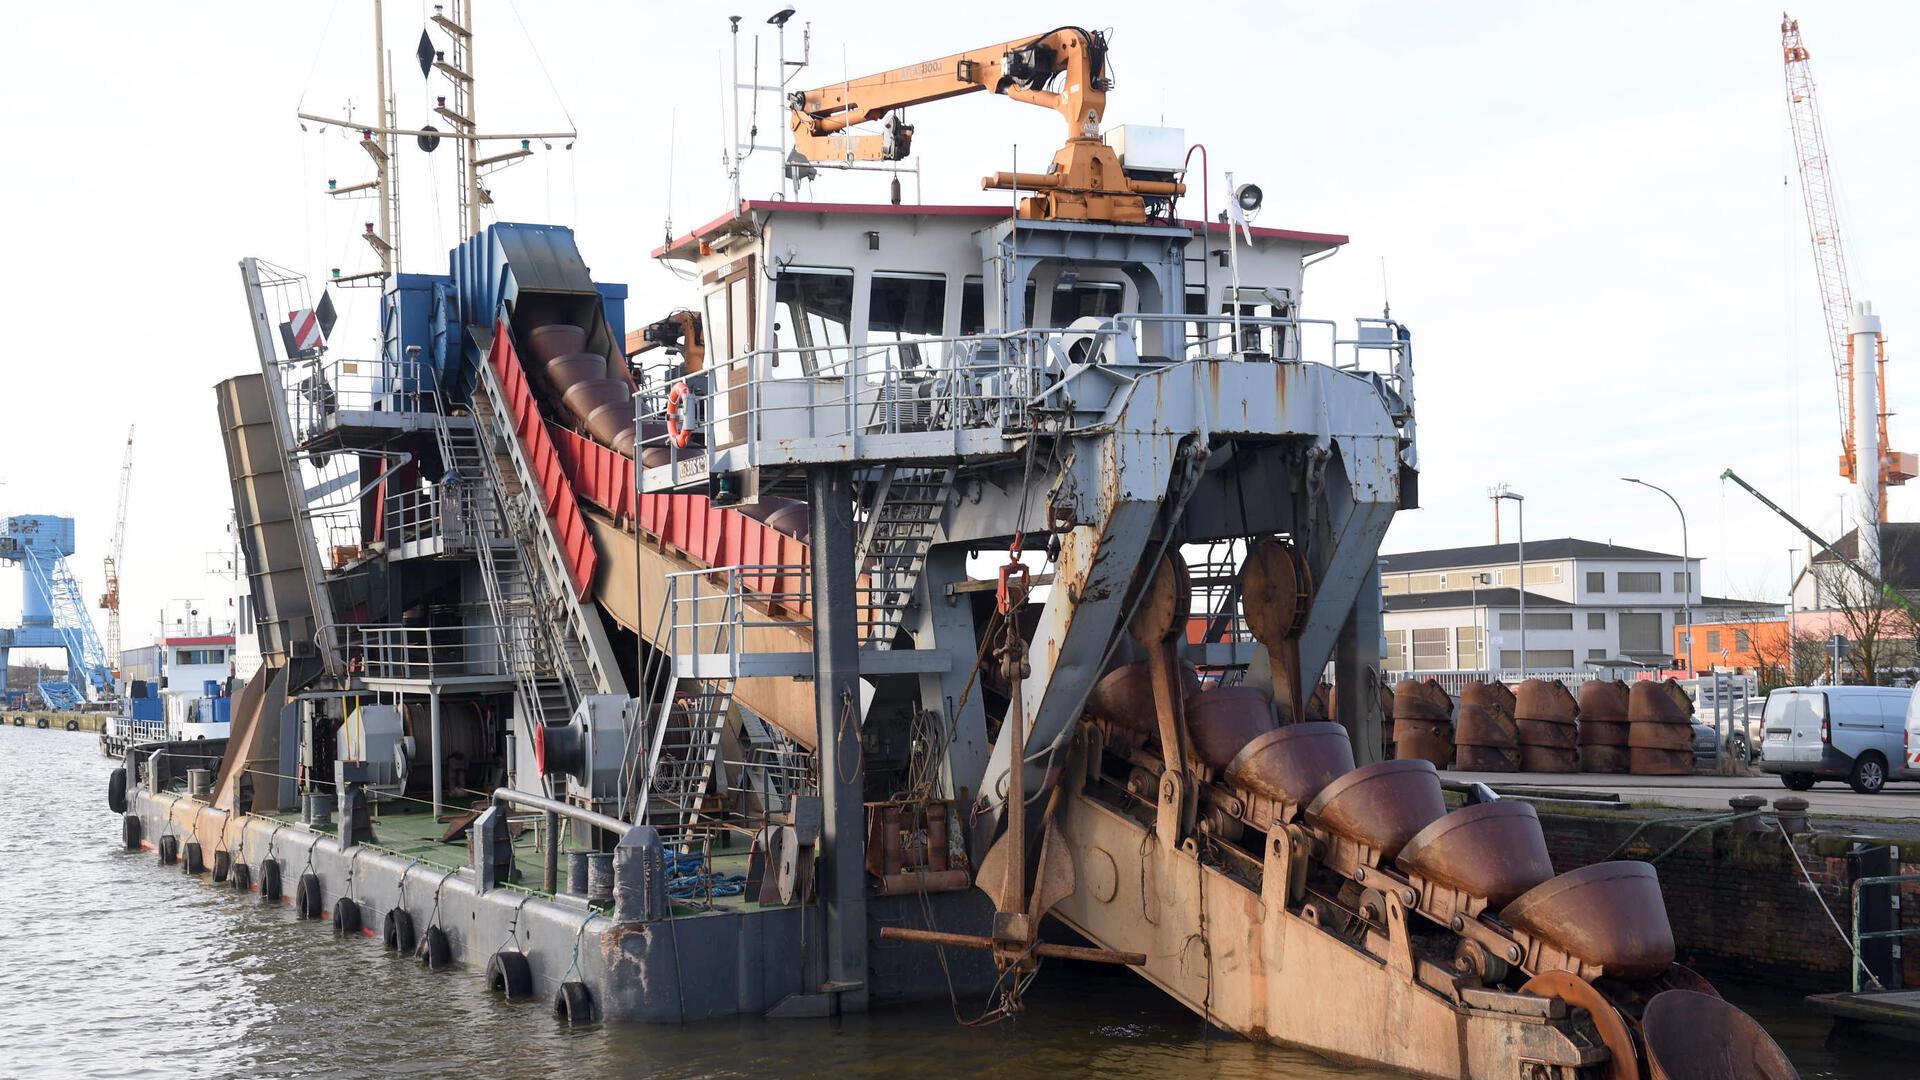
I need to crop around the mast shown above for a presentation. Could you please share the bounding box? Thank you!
[305,0,566,270]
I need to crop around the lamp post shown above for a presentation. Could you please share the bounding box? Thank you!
[1471,571,1492,672]
[1623,478,1692,675]
[1497,490,1526,678]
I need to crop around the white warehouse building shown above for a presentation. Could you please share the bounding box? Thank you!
[1379,539,1722,675]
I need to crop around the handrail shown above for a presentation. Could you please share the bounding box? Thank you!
[1849,872,1920,992]
[491,786,630,837]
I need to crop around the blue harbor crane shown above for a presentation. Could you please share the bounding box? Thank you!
[0,515,112,709]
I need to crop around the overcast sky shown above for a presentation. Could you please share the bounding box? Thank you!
[3,1,1915,658]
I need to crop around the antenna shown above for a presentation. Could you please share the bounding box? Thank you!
[298,0,577,284]
[1488,483,1510,544]
[1379,256,1391,320]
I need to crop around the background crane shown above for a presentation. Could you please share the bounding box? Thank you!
[100,426,132,674]
[1781,13,1911,522]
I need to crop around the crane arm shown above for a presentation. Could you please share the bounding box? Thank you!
[788,27,1109,164]
[1719,467,1920,619]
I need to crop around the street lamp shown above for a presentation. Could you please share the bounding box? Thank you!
[1470,571,1492,672]
[1622,478,1692,675]
[1496,490,1526,678]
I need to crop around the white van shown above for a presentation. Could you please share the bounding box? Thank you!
[1759,685,1913,794]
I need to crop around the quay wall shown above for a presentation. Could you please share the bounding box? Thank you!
[1538,810,1920,992]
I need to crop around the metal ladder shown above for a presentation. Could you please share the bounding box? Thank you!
[855,465,952,648]
[630,580,739,836]
[431,397,588,734]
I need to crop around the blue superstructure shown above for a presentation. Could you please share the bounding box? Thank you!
[0,514,112,706]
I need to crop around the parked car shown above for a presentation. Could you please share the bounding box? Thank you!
[1759,685,1914,794]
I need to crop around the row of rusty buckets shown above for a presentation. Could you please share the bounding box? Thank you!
[1388,678,1698,776]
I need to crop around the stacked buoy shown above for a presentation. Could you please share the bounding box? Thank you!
[1392,679,1454,767]
[1515,679,1580,773]
[1628,680,1696,776]
[1577,681,1631,773]
[1453,680,1519,771]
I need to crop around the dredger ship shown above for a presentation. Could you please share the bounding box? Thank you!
[108,9,1796,1077]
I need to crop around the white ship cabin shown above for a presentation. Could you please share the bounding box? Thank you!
[636,200,1349,484]
[160,634,236,740]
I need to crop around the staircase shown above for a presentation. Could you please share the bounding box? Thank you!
[431,392,590,736]
[855,465,952,648]
[629,571,744,836]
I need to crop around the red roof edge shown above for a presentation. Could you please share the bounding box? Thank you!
[165,635,235,647]
[651,200,1346,259]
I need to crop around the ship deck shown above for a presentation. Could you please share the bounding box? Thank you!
[257,802,763,919]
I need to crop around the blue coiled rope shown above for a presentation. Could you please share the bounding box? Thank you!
[663,851,747,900]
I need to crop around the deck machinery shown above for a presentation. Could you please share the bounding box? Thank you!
[115,25,1795,1080]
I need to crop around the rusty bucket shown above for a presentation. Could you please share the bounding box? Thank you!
[1305,759,1447,861]
[1393,679,1453,721]
[1501,861,1676,979]
[1395,719,1453,768]
[1188,687,1279,769]
[1629,680,1694,724]
[1515,678,1578,722]
[1578,679,1631,722]
[1518,745,1579,773]
[1640,989,1798,1080]
[1579,745,1631,774]
[1396,800,1554,909]
[1087,659,1200,734]
[1225,722,1356,810]
[528,323,588,364]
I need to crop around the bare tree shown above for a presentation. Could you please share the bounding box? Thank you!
[1811,557,1916,684]
[1788,627,1832,685]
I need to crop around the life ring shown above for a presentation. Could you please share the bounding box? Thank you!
[665,382,693,449]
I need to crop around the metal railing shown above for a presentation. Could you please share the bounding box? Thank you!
[344,623,509,681]
[1849,873,1920,992]
[284,352,427,444]
[634,312,1412,484]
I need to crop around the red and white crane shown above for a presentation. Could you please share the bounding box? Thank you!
[99,426,132,674]
[1781,13,1912,573]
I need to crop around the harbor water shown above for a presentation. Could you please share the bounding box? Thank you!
[0,726,1878,1078]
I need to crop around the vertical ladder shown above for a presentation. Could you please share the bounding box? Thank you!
[855,465,952,648]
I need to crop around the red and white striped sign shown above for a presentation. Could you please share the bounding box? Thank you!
[287,308,326,352]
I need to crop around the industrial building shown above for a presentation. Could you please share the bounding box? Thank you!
[1381,538,1713,674]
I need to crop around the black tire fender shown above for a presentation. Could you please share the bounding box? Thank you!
[35,717,48,729]
[121,812,142,852]
[231,861,253,892]
[418,925,452,970]
[296,873,323,919]
[107,767,127,814]
[182,840,206,875]
[487,949,535,1000]
[211,849,232,883]
[65,718,79,731]
[555,980,595,1024]
[157,834,179,866]
[384,909,418,954]
[259,858,283,902]
[333,897,363,935]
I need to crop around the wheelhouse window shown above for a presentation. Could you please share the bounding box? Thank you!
[867,271,947,371]
[771,267,854,375]
[1049,280,1125,325]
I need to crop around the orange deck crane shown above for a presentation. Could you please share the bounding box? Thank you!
[1781,13,1912,517]
[787,26,1183,224]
